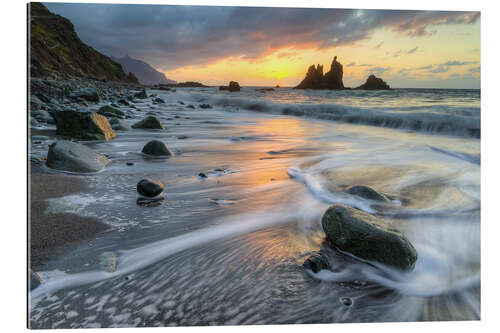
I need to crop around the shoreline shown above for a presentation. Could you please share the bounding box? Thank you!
[29,162,109,269]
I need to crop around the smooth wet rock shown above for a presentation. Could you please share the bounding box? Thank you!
[70,87,99,102]
[46,140,109,173]
[152,97,165,104]
[50,110,116,141]
[30,116,40,127]
[141,140,172,156]
[303,253,330,273]
[341,297,353,306]
[198,172,207,178]
[118,98,130,106]
[97,105,125,119]
[30,269,42,291]
[322,204,417,271]
[345,185,390,202]
[131,116,165,130]
[219,81,241,92]
[134,89,148,99]
[109,117,130,131]
[199,104,213,109]
[356,75,391,90]
[137,178,164,197]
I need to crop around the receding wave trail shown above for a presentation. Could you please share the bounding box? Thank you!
[30,208,298,301]
[174,90,480,138]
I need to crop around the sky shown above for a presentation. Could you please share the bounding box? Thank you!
[44,3,480,88]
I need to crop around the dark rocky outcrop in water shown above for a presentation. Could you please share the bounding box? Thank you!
[142,140,172,156]
[295,56,344,89]
[356,75,391,90]
[50,110,116,141]
[133,89,148,99]
[322,204,417,271]
[110,55,176,85]
[344,185,390,202]
[219,81,241,92]
[137,178,164,197]
[29,3,137,82]
[132,116,165,130]
[302,253,330,273]
[46,140,109,173]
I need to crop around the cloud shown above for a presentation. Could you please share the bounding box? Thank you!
[417,65,433,70]
[374,41,384,49]
[43,3,480,71]
[346,62,356,66]
[392,46,419,57]
[429,67,449,73]
[366,66,393,74]
[438,60,477,66]
[359,63,373,67]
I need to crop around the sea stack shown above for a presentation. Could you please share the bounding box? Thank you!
[295,56,344,89]
[356,75,391,90]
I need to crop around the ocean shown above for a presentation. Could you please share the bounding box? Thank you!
[30,86,480,327]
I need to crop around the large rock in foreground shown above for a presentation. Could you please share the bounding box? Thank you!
[142,140,172,156]
[50,110,116,140]
[132,116,165,130]
[356,75,391,90]
[322,204,417,271]
[46,140,109,173]
[219,81,241,92]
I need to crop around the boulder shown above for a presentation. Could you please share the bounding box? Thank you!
[356,75,391,90]
[70,87,99,102]
[117,98,130,106]
[108,117,130,131]
[137,178,164,197]
[31,109,53,124]
[46,140,109,173]
[134,89,148,99]
[321,204,417,271]
[199,104,213,109]
[141,140,172,156]
[302,253,330,273]
[152,97,165,104]
[345,185,390,202]
[219,81,241,92]
[295,56,344,89]
[97,105,125,119]
[50,110,116,141]
[30,269,42,291]
[131,116,165,130]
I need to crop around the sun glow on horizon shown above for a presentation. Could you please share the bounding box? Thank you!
[161,23,480,89]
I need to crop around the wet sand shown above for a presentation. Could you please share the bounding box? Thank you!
[29,163,109,269]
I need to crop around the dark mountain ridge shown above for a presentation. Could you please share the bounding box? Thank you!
[110,55,176,85]
[29,2,136,83]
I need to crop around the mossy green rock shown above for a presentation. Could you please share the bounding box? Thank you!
[132,116,165,130]
[322,204,417,271]
[345,185,389,202]
[50,110,116,140]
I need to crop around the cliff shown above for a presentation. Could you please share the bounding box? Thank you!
[29,3,137,83]
[111,55,176,85]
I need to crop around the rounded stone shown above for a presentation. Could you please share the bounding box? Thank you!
[141,140,172,156]
[322,204,417,271]
[137,178,164,197]
[341,297,353,306]
[302,253,330,273]
[345,185,389,202]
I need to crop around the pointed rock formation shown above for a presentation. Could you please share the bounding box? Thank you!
[294,56,344,89]
[356,75,391,90]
